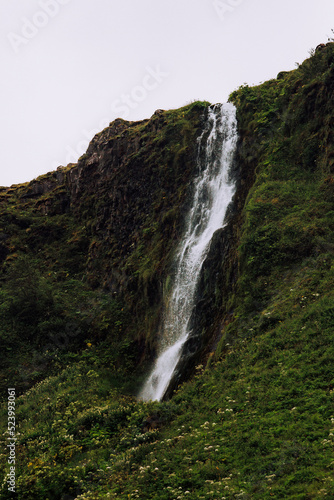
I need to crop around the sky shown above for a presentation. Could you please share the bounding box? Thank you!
[1,0,334,187]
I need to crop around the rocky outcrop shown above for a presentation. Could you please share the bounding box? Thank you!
[21,166,69,199]
[61,106,206,308]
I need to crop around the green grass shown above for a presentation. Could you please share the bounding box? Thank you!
[1,46,334,498]
[1,288,333,498]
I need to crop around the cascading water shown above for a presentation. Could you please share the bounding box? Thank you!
[139,102,238,401]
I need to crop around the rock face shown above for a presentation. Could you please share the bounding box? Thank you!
[0,98,257,395]
[62,107,207,311]
[0,102,210,377]
[0,233,9,265]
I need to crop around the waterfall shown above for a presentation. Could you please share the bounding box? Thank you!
[139,102,238,401]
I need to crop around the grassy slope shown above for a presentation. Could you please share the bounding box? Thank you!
[1,47,334,499]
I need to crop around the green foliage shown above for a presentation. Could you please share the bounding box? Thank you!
[0,101,207,396]
[1,45,334,498]
[228,42,334,316]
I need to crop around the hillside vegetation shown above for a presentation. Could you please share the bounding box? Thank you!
[1,44,334,499]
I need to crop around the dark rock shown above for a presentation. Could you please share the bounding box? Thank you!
[141,415,162,433]
[316,43,326,52]
[277,71,289,80]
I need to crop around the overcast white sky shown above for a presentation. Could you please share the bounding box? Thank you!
[1,0,334,186]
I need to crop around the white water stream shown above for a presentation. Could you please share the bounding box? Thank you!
[139,103,238,401]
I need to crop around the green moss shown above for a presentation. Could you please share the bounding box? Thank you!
[1,45,334,498]
[0,101,209,396]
